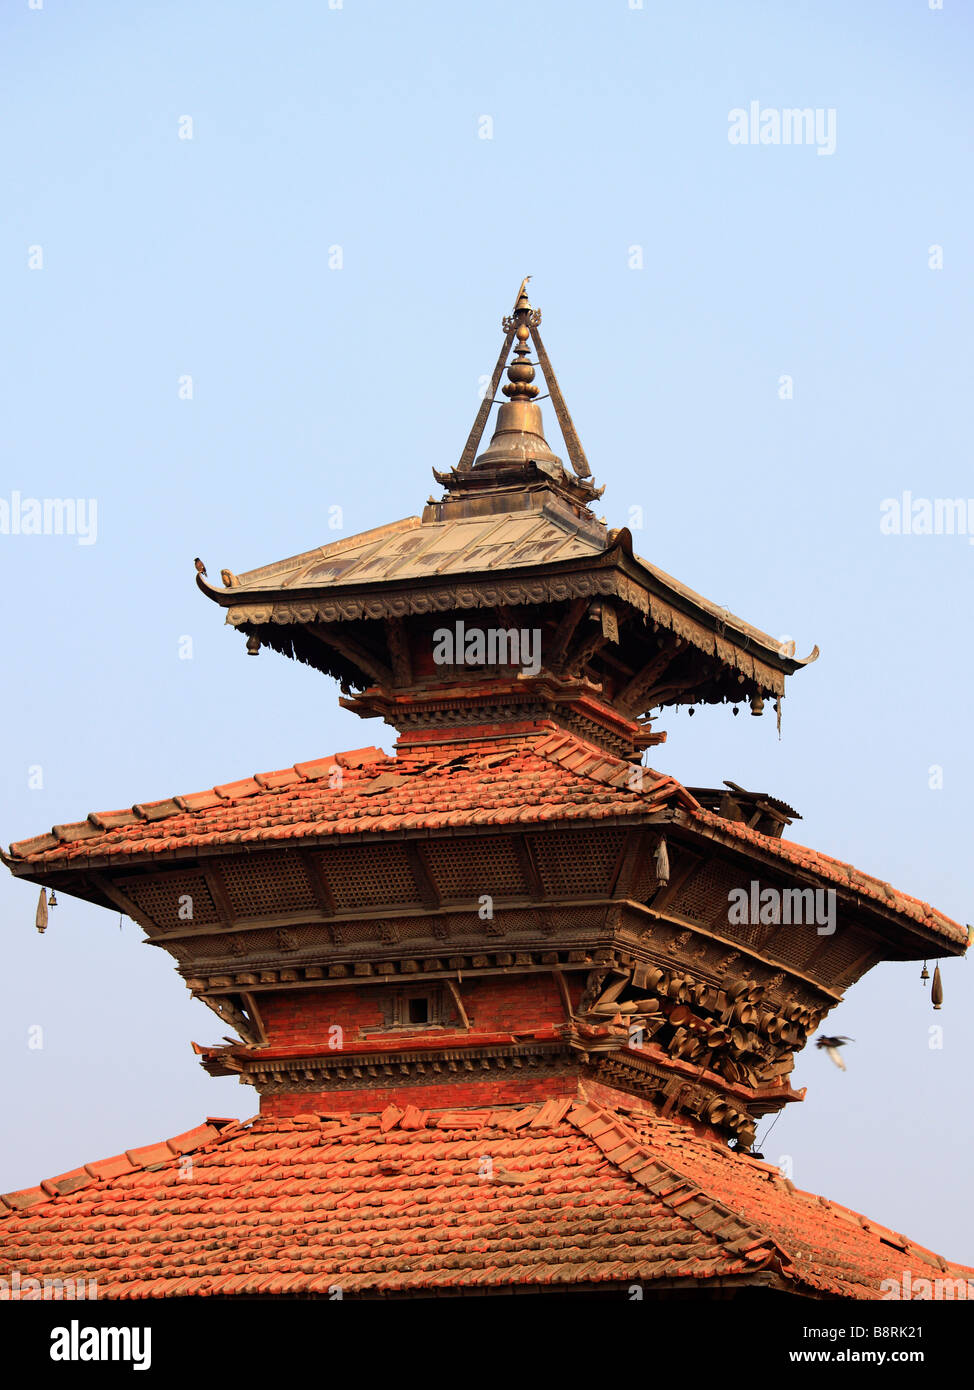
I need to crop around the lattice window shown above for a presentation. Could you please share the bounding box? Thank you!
[223,852,318,918]
[808,928,873,985]
[178,926,274,960]
[315,844,417,909]
[727,919,769,949]
[762,931,818,969]
[670,863,741,924]
[282,924,335,950]
[334,921,383,942]
[547,907,601,931]
[531,829,625,897]
[424,836,526,900]
[127,874,220,930]
[494,909,543,932]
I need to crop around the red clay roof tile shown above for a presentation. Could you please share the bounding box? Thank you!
[83,1153,138,1182]
[124,1142,176,1170]
[4,732,964,947]
[1,1099,968,1298]
[213,778,263,800]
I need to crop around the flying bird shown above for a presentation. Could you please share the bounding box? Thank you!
[816,1034,854,1070]
[194,557,207,577]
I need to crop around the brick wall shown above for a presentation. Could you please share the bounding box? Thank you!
[257,970,575,1051]
[261,1071,574,1118]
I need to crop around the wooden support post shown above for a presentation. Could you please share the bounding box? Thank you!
[445,978,471,1030]
[551,968,574,1021]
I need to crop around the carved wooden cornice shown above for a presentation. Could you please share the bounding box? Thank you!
[221,565,792,698]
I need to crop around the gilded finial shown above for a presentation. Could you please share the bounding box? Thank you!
[502,277,540,403]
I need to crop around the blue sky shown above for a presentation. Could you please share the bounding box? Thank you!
[2,0,972,1260]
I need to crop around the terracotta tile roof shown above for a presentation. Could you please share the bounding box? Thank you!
[2,734,696,868]
[1,1100,967,1299]
[4,731,965,946]
[694,809,968,944]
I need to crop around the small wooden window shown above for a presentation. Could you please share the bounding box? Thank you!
[407,996,430,1025]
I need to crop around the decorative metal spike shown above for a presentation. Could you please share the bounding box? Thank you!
[931,964,943,1010]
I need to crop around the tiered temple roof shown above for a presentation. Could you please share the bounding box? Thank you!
[2,282,967,1299]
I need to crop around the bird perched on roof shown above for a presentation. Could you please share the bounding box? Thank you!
[816,1035,853,1070]
[194,557,207,577]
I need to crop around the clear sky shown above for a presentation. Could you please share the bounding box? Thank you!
[2,0,972,1261]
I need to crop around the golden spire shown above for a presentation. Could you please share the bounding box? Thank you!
[455,279,596,487]
[503,278,541,404]
[473,279,561,471]
[514,276,532,312]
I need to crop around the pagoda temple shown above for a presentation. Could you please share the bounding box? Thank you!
[2,283,970,1300]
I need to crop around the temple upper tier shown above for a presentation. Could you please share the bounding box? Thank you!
[197,282,817,758]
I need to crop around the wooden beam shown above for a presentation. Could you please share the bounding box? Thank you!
[310,623,393,687]
[513,834,546,899]
[384,617,413,685]
[202,863,236,926]
[240,991,269,1045]
[546,598,587,668]
[619,639,681,712]
[199,994,262,1047]
[404,842,440,909]
[609,828,647,899]
[457,326,516,470]
[297,848,337,916]
[445,977,471,1030]
[551,968,574,1021]
[88,873,163,937]
[562,626,608,677]
[529,323,592,478]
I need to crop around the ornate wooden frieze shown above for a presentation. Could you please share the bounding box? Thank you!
[243,1038,566,1094]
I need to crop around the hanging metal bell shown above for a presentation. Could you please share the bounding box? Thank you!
[48,890,57,908]
[654,835,670,885]
[931,964,943,1010]
[920,963,929,984]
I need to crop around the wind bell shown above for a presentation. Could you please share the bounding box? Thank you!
[654,835,670,885]
[931,964,943,1011]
